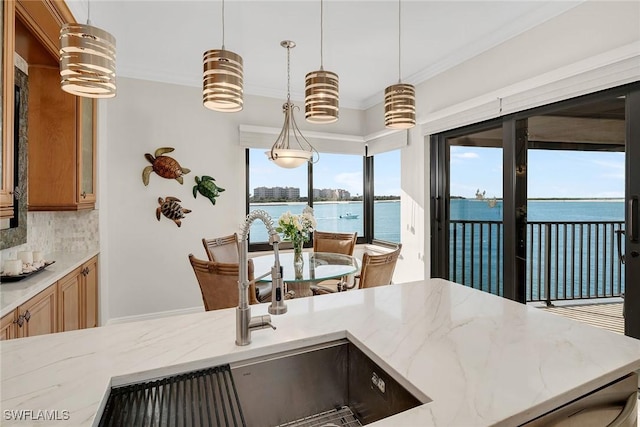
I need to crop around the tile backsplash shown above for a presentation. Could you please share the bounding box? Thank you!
[1,210,99,262]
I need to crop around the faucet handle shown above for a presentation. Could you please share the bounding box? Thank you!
[249,315,276,331]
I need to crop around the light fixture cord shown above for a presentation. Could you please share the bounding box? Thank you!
[320,0,324,69]
[398,0,402,83]
[287,45,291,102]
[221,0,226,49]
[86,0,91,25]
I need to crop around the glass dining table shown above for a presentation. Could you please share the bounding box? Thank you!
[251,251,359,298]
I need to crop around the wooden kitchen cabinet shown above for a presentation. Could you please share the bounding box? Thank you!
[2,255,99,340]
[58,256,99,332]
[0,0,15,219]
[17,284,57,338]
[28,65,96,211]
[58,267,83,332]
[13,0,94,211]
[83,256,98,328]
[1,286,58,340]
[0,310,18,340]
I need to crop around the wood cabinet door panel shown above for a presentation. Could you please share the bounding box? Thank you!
[83,257,98,328]
[58,268,82,332]
[27,65,77,210]
[0,311,18,341]
[1,0,15,218]
[18,284,57,338]
[77,97,96,206]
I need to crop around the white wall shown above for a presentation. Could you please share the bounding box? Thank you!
[102,78,365,321]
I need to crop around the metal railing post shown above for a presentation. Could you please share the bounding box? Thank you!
[544,223,552,306]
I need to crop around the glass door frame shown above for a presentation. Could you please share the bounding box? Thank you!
[431,82,640,339]
[625,89,640,339]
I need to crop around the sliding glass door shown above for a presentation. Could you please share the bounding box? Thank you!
[625,90,640,339]
[431,83,640,339]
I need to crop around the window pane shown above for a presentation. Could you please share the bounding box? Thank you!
[448,134,503,296]
[311,153,363,236]
[248,149,308,244]
[374,150,401,243]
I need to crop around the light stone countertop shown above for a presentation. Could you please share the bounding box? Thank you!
[1,278,639,426]
[0,251,100,317]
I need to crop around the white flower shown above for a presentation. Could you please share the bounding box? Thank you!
[276,205,316,243]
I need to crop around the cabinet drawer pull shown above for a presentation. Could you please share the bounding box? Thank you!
[13,315,24,327]
[81,191,87,199]
[23,310,31,322]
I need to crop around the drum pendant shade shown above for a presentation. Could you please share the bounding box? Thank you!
[304,0,339,124]
[59,23,116,98]
[384,0,415,129]
[305,69,339,124]
[203,49,244,112]
[384,83,416,129]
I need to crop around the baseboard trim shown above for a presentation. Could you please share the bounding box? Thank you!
[106,306,204,325]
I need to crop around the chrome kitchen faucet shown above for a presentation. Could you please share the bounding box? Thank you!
[236,210,287,345]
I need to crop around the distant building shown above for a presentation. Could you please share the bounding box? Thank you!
[313,188,351,200]
[253,186,300,200]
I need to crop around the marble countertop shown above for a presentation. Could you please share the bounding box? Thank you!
[0,251,99,317]
[1,278,639,426]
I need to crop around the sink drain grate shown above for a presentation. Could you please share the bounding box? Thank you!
[98,364,245,427]
[275,406,362,427]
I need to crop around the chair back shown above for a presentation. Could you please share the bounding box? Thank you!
[313,231,357,256]
[358,244,402,289]
[202,233,240,263]
[188,254,258,311]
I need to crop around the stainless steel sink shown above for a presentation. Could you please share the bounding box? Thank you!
[98,339,429,427]
[231,339,429,426]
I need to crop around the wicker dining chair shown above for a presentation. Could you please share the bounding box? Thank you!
[311,231,358,294]
[313,231,358,256]
[355,244,402,289]
[188,254,259,310]
[202,234,272,302]
[202,233,240,263]
[315,244,403,294]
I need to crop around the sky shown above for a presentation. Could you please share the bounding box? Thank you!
[450,146,626,199]
[250,145,625,200]
[249,149,401,198]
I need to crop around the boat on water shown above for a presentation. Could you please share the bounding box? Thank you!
[340,213,359,219]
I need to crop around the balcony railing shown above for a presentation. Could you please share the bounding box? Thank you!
[449,220,625,304]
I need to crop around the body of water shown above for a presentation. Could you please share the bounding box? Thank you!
[248,201,400,243]
[451,198,625,222]
[450,199,625,301]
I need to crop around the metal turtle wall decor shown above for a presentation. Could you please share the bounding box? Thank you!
[156,196,191,227]
[193,176,225,206]
[143,147,191,186]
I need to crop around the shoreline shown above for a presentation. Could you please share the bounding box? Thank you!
[250,200,400,206]
[453,198,624,202]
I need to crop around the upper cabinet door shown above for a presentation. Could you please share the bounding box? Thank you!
[77,97,96,206]
[14,0,95,212]
[0,1,15,220]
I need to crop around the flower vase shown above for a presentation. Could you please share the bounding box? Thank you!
[293,239,304,268]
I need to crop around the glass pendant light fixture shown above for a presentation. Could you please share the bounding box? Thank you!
[203,0,243,112]
[266,41,319,169]
[305,0,339,124]
[384,0,415,129]
[59,0,116,98]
